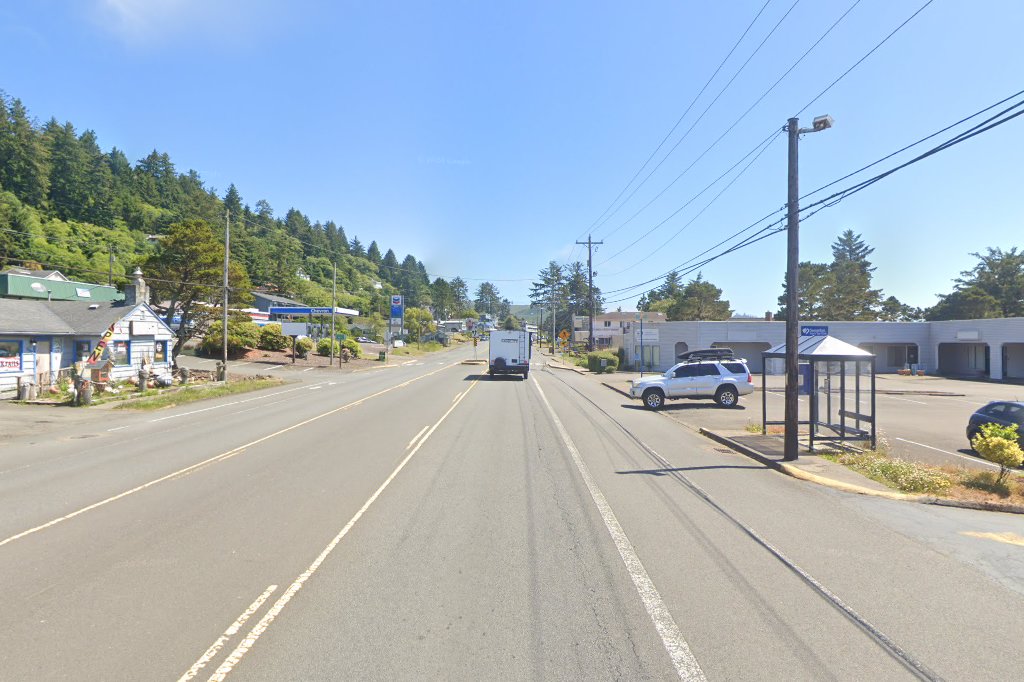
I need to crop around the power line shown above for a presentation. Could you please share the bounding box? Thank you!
[577,0,774,240]
[597,129,782,269]
[600,89,1024,305]
[593,0,862,243]
[793,0,935,117]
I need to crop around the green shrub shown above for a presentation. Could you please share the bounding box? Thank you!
[972,423,1023,485]
[295,336,314,357]
[342,338,362,358]
[201,318,261,357]
[316,338,341,356]
[587,351,619,374]
[258,323,290,351]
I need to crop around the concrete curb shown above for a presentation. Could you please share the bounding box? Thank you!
[546,361,587,375]
[700,428,1024,515]
[601,381,632,399]
[698,429,919,501]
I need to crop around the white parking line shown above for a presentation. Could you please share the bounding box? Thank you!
[893,437,999,469]
[302,367,315,372]
[884,395,928,405]
[107,426,129,432]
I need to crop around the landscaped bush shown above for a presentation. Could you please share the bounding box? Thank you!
[972,423,1023,485]
[295,336,315,357]
[200,318,261,357]
[316,338,341,356]
[342,338,362,358]
[258,323,290,351]
[587,351,619,374]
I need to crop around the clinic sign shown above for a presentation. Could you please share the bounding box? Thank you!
[800,325,828,337]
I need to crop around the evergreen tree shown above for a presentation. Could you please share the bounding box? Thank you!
[0,96,49,206]
[350,236,365,258]
[474,282,501,317]
[367,240,382,264]
[223,184,243,218]
[927,247,1024,320]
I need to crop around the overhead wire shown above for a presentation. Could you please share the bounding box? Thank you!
[587,0,799,238]
[600,88,1024,305]
[571,0,777,256]
[594,0,863,245]
[597,128,783,269]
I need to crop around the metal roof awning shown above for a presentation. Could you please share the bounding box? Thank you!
[762,334,875,361]
[269,306,360,317]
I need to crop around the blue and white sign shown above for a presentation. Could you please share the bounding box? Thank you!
[800,325,828,337]
[390,295,404,319]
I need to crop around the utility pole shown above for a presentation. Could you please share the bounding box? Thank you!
[784,114,833,461]
[108,244,113,286]
[576,235,602,351]
[330,262,337,366]
[551,279,556,355]
[222,209,230,381]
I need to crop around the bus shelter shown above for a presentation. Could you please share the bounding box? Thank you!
[762,335,877,451]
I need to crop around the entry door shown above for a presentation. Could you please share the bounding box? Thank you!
[666,364,698,397]
[36,340,51,384]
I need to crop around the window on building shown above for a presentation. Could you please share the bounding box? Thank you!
[154,340,168,363]
[887,345,907,367]
[74,340,91,362]
[104,340,130,366]
[604,320,611,327]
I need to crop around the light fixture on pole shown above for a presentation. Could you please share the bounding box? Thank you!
[784,114,833,461]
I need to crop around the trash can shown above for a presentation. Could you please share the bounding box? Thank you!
[180,367,190,384]
[216,361,227,382]
[18,382,32,400]
[378,351,387,362]
[78,380,92,406]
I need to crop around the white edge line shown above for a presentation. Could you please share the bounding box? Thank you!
[0,363,462,549]
[149,383,324,423]
[302,367,315,372]
[532,379,705,681]
[205,380,480,681]
[107,425,129,432]
[178,584,278,682]
[893,437,999,469]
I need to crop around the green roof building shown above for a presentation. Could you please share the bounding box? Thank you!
[0,268,123,302]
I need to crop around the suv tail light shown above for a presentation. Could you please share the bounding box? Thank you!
[747,373,752,384]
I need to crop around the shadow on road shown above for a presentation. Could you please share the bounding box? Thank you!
[619,403,747,412]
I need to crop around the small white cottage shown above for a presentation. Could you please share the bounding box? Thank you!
[0,269,175,398]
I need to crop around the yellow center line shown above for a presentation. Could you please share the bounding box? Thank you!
[0,361,464,549]
[961,531,1024,547]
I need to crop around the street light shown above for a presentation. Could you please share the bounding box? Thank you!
[783,114,833,461]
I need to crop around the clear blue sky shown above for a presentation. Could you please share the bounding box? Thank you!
[2,0,1022,314]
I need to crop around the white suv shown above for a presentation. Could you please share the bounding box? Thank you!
[629,359,753,410]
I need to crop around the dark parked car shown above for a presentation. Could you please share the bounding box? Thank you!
[966,401,1024,448]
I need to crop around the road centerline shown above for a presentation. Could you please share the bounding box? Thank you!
[203,378,481,680]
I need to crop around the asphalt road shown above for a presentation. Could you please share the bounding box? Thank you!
[2,343,1024,680]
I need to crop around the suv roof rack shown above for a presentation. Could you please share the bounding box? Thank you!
[676,348,736,362]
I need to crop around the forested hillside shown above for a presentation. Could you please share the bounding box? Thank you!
[0,91,477,320]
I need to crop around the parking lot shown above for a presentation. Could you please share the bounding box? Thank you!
[603,370,1024,474]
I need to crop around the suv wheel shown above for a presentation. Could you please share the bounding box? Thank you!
[715,386,738,408]
[642,389,665,410]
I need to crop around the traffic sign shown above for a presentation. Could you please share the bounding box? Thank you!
[558,329,569,340]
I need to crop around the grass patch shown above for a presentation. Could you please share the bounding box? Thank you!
[823,450,953,494]
[113,378,284,411]
[823,449,1024,503]
[390,341,444,356]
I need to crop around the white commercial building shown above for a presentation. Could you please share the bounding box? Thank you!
[632,318,1024,381]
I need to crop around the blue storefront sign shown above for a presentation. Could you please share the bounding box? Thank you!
[800,325,828,337]
[390,295,404,319]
